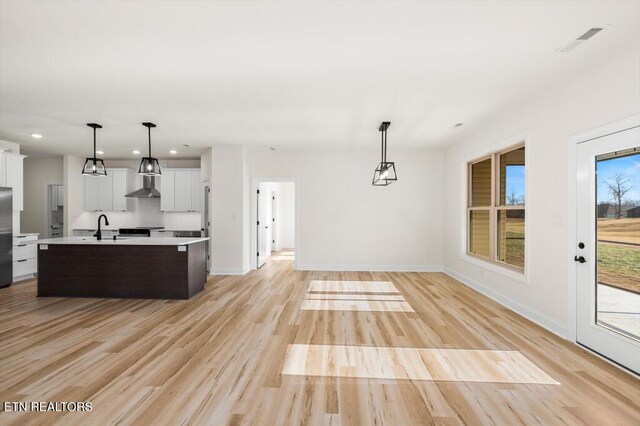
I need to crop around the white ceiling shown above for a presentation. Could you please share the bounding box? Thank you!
[1,1,638,158]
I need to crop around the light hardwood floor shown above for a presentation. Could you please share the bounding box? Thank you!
[0,252,639,425]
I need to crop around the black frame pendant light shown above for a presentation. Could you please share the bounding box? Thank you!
[138,122,161,176]
[82,123,107,177]
[372,121,397,186]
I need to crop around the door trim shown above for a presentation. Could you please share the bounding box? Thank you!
[566,114,640,344]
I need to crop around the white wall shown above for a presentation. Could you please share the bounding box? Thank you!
[63,155,85,237]
[443,44,640,337]
[246,146,445,271]
[210,146,249,274]
[274,182,295,249]
[200,148,211,182]
[242,148,251,270]
[20,156,63,237]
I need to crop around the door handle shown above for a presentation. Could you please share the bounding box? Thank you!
[574,256,586,263]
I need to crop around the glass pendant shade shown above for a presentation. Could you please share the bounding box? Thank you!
[82,157,107,177]
[372,161,397,186]
[138,122,161,175]
[372,121,397,186]
[82,123,107,177]
[138,156,162,176]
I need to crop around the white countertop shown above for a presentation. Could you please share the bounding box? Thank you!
[36,236,209,246]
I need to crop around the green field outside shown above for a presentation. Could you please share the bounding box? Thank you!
[597,243,640,294]
[597,218,640,294]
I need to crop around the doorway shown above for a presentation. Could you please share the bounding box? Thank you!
[575,124,639,373]
[255,180,296,269]
[45,184,64,238]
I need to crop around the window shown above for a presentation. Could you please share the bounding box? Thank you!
[467,145,525,271]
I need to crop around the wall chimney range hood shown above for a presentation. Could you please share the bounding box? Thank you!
[125,175,161,198]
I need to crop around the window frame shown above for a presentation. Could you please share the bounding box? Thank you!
[466,143,526,273]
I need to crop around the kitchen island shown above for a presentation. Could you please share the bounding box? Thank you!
[36,236,208,300]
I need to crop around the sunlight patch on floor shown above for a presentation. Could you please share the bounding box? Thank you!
[272,255,295,261]
[308,280,400,294]
[301,299,415,312]
[304,294,406,301]
[303,280,414,312]
[282,344,560,385]
[272,250,295,261]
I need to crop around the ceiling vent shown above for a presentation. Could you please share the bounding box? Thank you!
[558,28,603,53]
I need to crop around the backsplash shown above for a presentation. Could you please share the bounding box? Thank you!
[72,198,202,230]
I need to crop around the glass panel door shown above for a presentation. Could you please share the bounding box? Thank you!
[576,126,640,373]
[595,152,640,341]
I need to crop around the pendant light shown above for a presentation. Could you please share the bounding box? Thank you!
[372,121,397,186]
[82,123,107,177]
[138,122,161,175]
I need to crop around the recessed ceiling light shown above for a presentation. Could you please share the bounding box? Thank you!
[30,133,42,139]
[182,144,190,148]
[454,123,464,128]
[132,150,140,154]
[169,150,177,155]
[96,150,104,155]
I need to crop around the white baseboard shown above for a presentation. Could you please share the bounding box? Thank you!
[296,264,444,273]
[443,267,568,339]
[210,267,250,276]
[12,274,36,283]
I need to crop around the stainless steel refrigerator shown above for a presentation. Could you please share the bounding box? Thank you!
[0,187,12,288]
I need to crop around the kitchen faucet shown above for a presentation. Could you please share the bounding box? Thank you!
[95,214,109,240]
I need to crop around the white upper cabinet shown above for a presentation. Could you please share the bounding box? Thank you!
[49,185,64,210]
[0,152,26,211]
[159,168,201,212]
[98,174,113,211]
[174,170,192,212]
[84,175,102,211]
[159,170,175,211]
[57,185,64,206]
[84,168,133,212]
[111,169,133,211]
[191,171,203,213]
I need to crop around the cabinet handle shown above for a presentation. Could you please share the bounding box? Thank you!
[17,244,27,247]
[17,235,26,238]
[17,259,27,263]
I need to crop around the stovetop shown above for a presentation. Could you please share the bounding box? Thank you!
[118,227,164,237]
[119,226,165,231]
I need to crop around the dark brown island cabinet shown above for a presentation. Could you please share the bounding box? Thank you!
[36,237,208,300]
